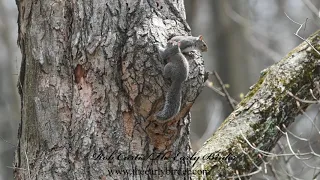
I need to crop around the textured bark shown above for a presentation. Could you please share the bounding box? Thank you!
[14,0,205,180]
[192,30,320,179]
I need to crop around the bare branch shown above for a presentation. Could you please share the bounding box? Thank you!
[193,30,320,178]
[285,12,320,56]
[205,80,238,105]
[212,71,236,110]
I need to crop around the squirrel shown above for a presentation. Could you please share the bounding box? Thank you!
[158,35,208,61]
[155,41,189,121]
[155,35,207,121]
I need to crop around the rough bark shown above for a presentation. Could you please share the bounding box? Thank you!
[14,0,205,180]
[192,30,320,179]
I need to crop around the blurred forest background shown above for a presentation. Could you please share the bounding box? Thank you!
[0,0,320,179]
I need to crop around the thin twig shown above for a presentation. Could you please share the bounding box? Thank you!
[205,81,238,105]
[212,71,236,110]
[285,12,320,56]
[227,167,262,179]
[0,136,16,147]
[286,90,319,104]
[313,170,320,179]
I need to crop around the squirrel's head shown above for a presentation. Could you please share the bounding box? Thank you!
[195,35,208,52]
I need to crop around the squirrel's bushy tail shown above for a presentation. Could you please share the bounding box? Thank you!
[156,81,182,121]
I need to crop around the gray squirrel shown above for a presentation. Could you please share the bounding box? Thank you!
[157,35,207,61]
[155,35,207,121]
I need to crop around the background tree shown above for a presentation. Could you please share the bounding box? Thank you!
[193,30,320,178]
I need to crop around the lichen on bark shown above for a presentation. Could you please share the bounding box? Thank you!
[192,30,320,179]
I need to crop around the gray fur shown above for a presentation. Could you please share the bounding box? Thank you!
[170,35,208,53]
[156,42,189,121]
[157,35,207,60]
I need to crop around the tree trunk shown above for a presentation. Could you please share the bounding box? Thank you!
[14,0,205,179]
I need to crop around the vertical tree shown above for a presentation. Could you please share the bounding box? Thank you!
[211,0,250,97]
[14,0,204,179]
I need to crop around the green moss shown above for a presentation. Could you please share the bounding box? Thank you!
[197,31,320,179]
[234,30,320,110]
[239,73,266,106]
[311,44,320,59]
[309,30,320,59]
[310,30,320,40]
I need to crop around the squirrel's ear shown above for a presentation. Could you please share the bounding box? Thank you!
[198,35,203,40]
